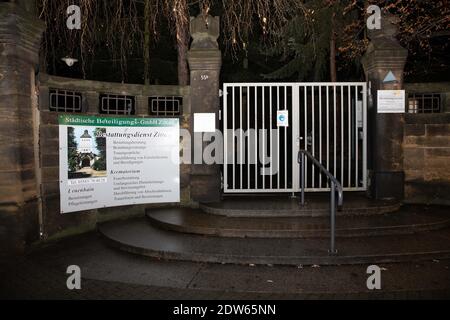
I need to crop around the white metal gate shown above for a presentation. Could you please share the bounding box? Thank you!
[223,83,367,193]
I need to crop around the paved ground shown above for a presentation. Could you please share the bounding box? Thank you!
[1,232,450,300]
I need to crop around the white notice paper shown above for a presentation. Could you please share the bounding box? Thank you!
[377,90,406,113]
[194,113,216,133]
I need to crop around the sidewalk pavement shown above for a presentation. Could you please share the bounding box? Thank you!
[1,232,450,300]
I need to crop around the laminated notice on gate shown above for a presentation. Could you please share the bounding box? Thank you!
[277,110,289,127]
[58,115,180,214]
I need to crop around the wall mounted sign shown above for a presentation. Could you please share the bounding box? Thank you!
[58,115,180,214]
[277,110,289,127]
[194,113,216,133]
[377,90,406,113]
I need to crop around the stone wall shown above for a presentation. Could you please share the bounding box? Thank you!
[1,4,221,253]
[0,3,45,255]
[404,113,450,205]
[38,74,192,240]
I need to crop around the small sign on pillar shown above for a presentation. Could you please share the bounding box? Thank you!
[377,90,406,113]
[194,113,216,133]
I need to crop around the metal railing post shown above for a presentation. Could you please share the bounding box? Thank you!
[330,181,337,255]
[298,150,341,255]
[301,152,305,206]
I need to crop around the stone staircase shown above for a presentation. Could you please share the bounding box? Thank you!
[99,194,450,266]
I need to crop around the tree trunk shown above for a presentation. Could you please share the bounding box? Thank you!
[144,0,151,85]
[330,11,337,82]
[177,32,189,85]
[168,0,190,85]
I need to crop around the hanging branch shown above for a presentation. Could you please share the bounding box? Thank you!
[164,0,191,85]
[338,0,450,66]
[38,0,310,81]
[38,0,147,81]
[221,0,307,56]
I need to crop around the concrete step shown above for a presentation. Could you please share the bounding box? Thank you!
[99,218,450,266]
[201,193,401,217]
[146,206,450,238]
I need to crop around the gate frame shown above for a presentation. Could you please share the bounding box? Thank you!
[223,82,368,194]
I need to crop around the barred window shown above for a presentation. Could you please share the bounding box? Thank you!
[49,89,82,113]
[148,96,183,117]
[99,94,135,115]
[408,93,442,114]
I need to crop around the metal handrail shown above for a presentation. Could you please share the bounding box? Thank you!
[298,150,343,255]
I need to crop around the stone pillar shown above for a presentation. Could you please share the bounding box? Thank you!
[362,14,408,200]
[187,15,222,203]
[0,2,45,255]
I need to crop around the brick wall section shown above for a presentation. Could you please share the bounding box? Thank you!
[38,75,192,239]
[404,114,450,205]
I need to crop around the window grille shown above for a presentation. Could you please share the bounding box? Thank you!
[49,89,82,113]
[408,93,442,114]
[99,94,135,115]
[148,96,183,117]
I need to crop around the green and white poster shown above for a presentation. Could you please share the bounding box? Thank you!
[58,115,180,214]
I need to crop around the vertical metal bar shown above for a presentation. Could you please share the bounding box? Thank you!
[301,152,305,205]
[277,86,280,190]
[224,86,228,192]
[319,86,322,189]
[247,86,250,190]
[355,86,359,188]
[348,85,351,188]
[431,94,434,111]
[55,92,59,111]
[422,94,425,113]
[330,181,336,254]
[162,97,166,116]
[312,86,315,189]
[363,83,368,190]
[255,86,258,190]
[232,87,235,190]
[292,85,300,193]
[326,86,330,183]
[262,87,266,190]
[240,87,243,189]
[304,86,308,189]
[270,86,273,189]
[285,86,288,190]
[341,86,344,184]
[334,86,337,178]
